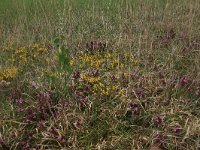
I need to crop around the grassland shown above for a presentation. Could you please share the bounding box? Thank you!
[1,0,200,149]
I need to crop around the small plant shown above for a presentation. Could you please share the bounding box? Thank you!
[53,34,72,95]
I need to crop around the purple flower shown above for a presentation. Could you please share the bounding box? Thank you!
[80,98,87,109]
[187,87,192,93]
[132,107,140,115]
[128,101,135,108]
[91,69,99,77]
[172,125,182,133]
[23,112,37,123]
[160,79,166,85]
[0,137,4,147]
[153,116,164,127]
[110,74,117,81]
[16,108,24,113]
[57,135,66,144]
[153,133,166,144]
[128,102,140,115]
[37,121,45,129]
[130,70,139,79]
[196,85,200,97]
[15,98,24,105]
[186,99,192,104]
[23,143,30,150]
[37,92,51,101]
[49,127,58,136]
[73,120,82,129]
[37,91,52,109]
[18,141,31,150]
[134,87,144,97]
[180,75,190,86]
[72,71,80,79]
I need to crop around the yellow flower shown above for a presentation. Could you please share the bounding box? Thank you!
[88,77,101,83]
[32,43,47,52]
[104,53,112,59]
[101,86,113,96]
[132,59,139,65]
[110,85,116,90]
[124,72,129,78]
[110,60,118,69]
[102,89,109,95]
[91,60,103,68]
[99,82,105,88]
[45,58,50,64]
[2,66,18,79]
[93,82,105,92]
[93,84,99,91]
[120,63,124,68]
[79,64,83,69]
[32,43,40,49]
[15,47,28,64]
[33,53,39,58]
[80,73,87,80]
[16,47,27,55]
[82,55,93,62]
[39,47,47,52]
[119,88,126,96]
[70,60,75,66]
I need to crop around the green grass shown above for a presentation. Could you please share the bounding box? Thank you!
[1,0,200,149]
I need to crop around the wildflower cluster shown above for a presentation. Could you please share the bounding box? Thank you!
[0,42,51,81]
[70,49,139,100]
[1,39,200,149]
[0,66,18,80]
[71,50,138,70]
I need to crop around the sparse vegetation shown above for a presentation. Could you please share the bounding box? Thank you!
[1,0,200,149]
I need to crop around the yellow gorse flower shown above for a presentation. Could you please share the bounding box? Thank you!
[88,76,101,83]
[91,59,103,68]
[38,47,47,52]
[70,60,75,66]
[118,88,126,96]
[32,43,48,52]
[92,82,117,96]
[100,86,116,96]
[80,73,101,84]
[1,66,18,80]
[15,47,27,64]
[104,53,112,59]
[80,73,87,80]
[32,43,40,50]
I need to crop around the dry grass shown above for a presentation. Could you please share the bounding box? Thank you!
[0,0,200,149]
